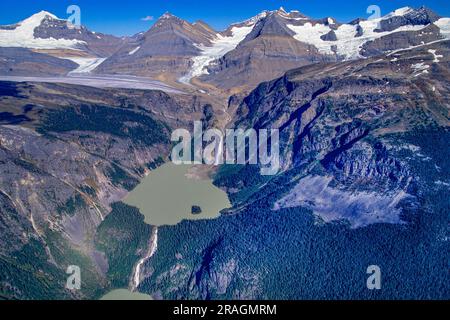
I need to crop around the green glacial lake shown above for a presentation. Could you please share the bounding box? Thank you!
[124,163,231,226]
[100,163,230,300]
[100,289,152,300]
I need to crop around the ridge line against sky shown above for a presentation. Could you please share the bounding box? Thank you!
[0,0,449,36]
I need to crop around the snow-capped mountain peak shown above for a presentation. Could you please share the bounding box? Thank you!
[231,11,269,27]
[151,11,189,29]
[12,10,60,32]
[0,10,85,50]
[160,12,177,20]
[278,6,287,14]
[386,6,414,18]
[0,10,125,65]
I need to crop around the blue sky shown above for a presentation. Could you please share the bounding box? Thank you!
[0,0,449,36]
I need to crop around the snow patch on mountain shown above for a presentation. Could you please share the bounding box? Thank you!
[0,11,85,50]
[428,49,443,62]
[66,57,106,74]
[411,62,430,71]
[434,18,450,38]
[128,46,140,55]
[411,62,430,77]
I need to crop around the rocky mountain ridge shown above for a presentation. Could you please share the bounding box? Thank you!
[1,6,449,90]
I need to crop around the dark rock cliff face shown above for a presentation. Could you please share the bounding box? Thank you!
[236,74,414,194]
[321,30,337,41]
[234,41,450,194]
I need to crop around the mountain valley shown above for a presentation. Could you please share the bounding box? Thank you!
[0,5,448,300]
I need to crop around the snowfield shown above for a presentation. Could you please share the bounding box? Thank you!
[287,12,431,59]
[287,9,450,59]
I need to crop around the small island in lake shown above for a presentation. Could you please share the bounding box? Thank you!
[191,205,202,215]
